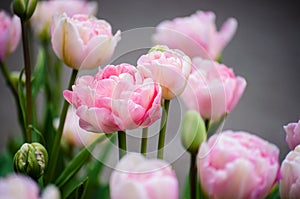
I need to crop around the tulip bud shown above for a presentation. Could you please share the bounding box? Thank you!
[181,110,207,154]
[14,142,48,179]
[13,0,37,21]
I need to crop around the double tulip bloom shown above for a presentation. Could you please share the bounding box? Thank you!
[181,58,246,120]
[137,45,192,99]
[198,131,280,199]
[280,145,300,199]
[153,10,237,60]
[0,11,21,61]
[109,153,178,199]
[51,14,120,69]
[64,64,162,133]
[31,0,97,40]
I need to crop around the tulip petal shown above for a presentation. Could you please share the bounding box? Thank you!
[217,18,238,52]
[113,181,147,199]
[80,31,121,69]
[51,15,84,69]
[77,106,119,133]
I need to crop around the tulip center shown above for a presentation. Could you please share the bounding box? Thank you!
[72,15,112,45]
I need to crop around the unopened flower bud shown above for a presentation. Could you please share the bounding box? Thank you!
[181,110,206,154]
[13,0,37,21]
[14,142,48,179]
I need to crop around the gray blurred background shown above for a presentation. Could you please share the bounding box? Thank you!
[1,0,300,190]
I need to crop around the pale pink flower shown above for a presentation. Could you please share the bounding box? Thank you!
[153,10,237,60]
[64,63,162,133]
[41,185,61,199]
[137,45,192,99]
[284,120,300,150]
[55,108,102,147]
[0,174,60,199]
[280,145,300,199]
[30,0,97,40]
[51,14,120,69]
[181,57,246,120]
[0,174,39,199]
[110,153,178,199]
[197,131,280,199]
[0,11,21,61]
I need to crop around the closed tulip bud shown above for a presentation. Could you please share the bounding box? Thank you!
[13,0,37,21]
[14,142,48,179]
[181,110,206,154]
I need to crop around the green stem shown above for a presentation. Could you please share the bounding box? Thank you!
[190,153,197,199]
[0,62,26,138]
[140,127,148,155]
[21,21,33,143]
[118,131,127,160]
[204,119,209,132]
[157,99,170,159]
[47,69,78,183]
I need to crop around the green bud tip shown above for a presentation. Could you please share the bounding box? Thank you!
[13,0,37,21]
[181,110,207,154]
[148,45,170,53]
[14,142,48,179]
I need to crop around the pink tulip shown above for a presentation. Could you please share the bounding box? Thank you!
[30,0,97,40]
[280,145,300,199]
[137,45,192,99]
[51,14,120,69]
[0,174,61,199]
[0,11,21,61]
[181,58,246,120]
[0,174,39,199]
[64,63,162,133]
[41,185,61,199]
[109,153,178,199]
[153,10,237,60]
[197,131,280,199]
[284,120,300,150]
[56,108,102,147]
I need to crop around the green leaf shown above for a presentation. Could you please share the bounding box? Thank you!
[88,135,116,185]
[17,68,26,128]
[55,134,113,188]
[63,177,89,199]
[0,150,14,177]
[266,184,280,199]
[83,135,116,199]
[32,47,46,97]
[28,124,46,144]
[181,175,190,199]
[207,114,227,136]
[93,184,110,199]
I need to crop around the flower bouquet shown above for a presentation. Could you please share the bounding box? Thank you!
[0,0,299,199]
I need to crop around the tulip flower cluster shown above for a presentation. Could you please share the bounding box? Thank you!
[0,0,297,199]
